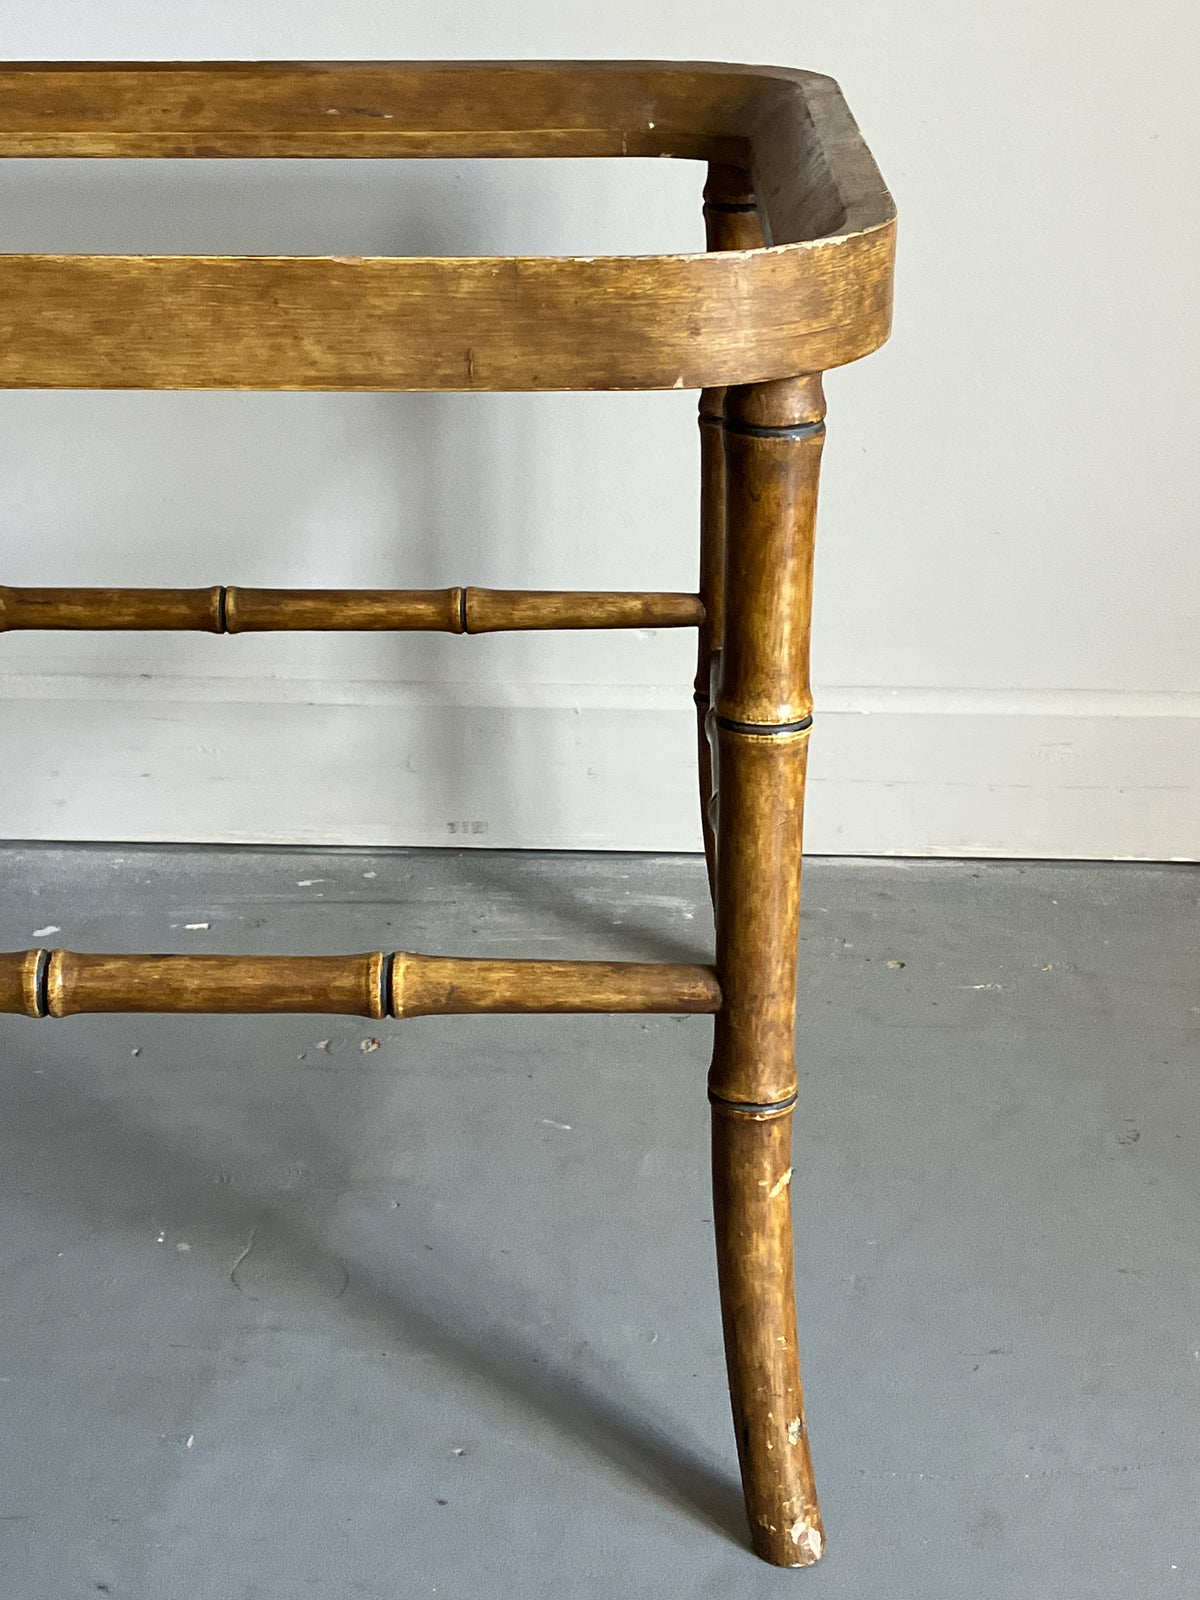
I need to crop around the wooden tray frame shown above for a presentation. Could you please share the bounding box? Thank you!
[0,60,897,1570]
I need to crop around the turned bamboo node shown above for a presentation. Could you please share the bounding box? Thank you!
[725,374,826,431]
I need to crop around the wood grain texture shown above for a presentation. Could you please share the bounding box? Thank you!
[461,589,703,633]
[0,62,895,392]
[0,585,224,631]
[0,585,703,633]
[232,592,710,633]
[0,949,720,1019]
[392,954,721,1017]
[227,587,460,633]
[42,951,389,1018]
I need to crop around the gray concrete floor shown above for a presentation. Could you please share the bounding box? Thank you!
[0,846,1196,1599]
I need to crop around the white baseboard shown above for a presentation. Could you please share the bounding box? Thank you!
[2,673,1197,859]
[810,686,1200,860]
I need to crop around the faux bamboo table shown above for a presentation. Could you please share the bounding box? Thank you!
[0,62,895,1567]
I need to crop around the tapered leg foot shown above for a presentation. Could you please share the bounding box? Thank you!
[711,1098,823,1565]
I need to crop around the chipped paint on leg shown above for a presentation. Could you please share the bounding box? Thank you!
[789,1519,824,1562]
[759,1166,793,1198]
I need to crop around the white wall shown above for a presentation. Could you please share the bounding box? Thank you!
[2,3,1197,859]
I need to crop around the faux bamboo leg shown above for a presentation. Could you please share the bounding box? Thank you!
[695,165,766,902]
[709,373,826,1566]
[697,388,725,901]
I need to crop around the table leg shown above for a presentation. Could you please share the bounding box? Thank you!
[709,373,826,1565]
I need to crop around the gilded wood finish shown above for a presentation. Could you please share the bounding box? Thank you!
[0,61,895,1570]
[0,62,894,392]
[0,585,703,634]
[0,948,721,1019]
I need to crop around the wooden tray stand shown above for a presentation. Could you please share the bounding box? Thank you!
[0,60,895,1568]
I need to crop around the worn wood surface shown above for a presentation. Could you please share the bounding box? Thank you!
[707,373,825,1564]
[392,954,720,1017]
[717,376,825,728]
[0,62,895,391]
[460,589,702,634]
[712,1100,822,1564]
[40,951,389,1018]
[0,58,895,1570]
[0,585,703,634]
[0,585,225,632]
[0,948,41,1017]
[708,728,810,1109]
[0,948,720,1019]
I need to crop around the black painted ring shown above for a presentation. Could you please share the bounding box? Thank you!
[723,418,826,442]
[33,948,51,1018]
[708,1088,799,1115]
[714,713,813,737]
